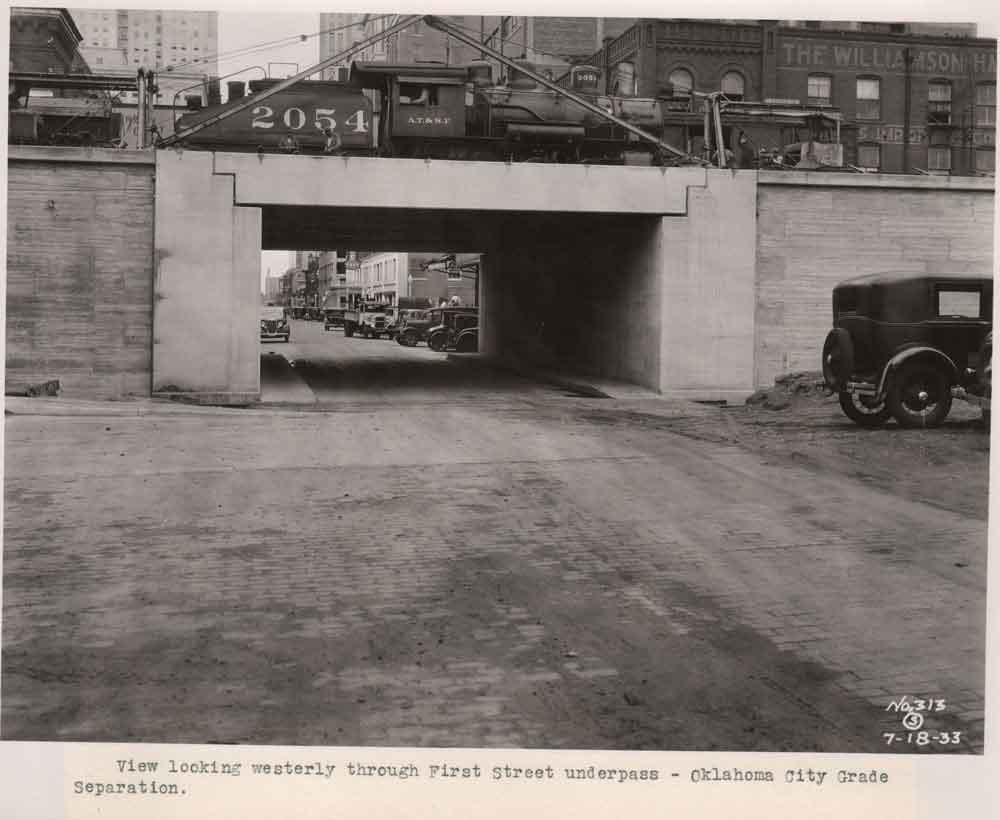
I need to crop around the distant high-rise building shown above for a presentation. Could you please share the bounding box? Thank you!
[318,13,366,80]
[317,14,637,79]
[69,8,219,102]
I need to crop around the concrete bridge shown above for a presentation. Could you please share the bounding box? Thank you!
[6,146,995,403]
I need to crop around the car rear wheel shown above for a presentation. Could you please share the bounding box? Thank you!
[838,391,891,428]
[428,332,446,352]
[344,325,354,338]
[402,330,419,347]
[887,361,953,429]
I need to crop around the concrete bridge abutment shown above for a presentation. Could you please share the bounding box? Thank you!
[153,151,262,402]
[152,151,761,403]
[479,170,757,400]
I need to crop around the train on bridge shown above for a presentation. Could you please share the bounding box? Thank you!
[172,60,843,169]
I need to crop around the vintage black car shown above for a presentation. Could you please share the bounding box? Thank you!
[323,308,345,330]
[260,306,290,343]
[821,272,992,428]
[427,307,479,353]
[394,308,433,346]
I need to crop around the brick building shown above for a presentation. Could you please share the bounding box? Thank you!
[356,252,479,307]
[594,19,995,175]
[69,8,219,104]
[9,7,85,74]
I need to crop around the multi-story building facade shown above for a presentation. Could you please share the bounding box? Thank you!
[263,272,284,303]
[317,14,638,80]
[69,8,219,103]
[318,12,365,80]
[356,252,479,307]
[591,19,994,175]
[10,6,85,74]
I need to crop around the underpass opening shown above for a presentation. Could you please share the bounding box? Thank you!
[153,151,758,405]
[256,205,666,404]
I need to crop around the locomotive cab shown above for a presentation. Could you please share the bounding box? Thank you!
[350,62,468,154]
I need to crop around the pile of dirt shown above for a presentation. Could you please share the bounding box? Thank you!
[5,379,60,398]
[745,371,829,411]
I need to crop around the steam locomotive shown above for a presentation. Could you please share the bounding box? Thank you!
[173,60,842,167]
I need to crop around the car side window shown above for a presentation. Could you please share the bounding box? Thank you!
[936,286,982,319]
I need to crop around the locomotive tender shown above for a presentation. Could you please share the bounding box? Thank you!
[173,60,841,167]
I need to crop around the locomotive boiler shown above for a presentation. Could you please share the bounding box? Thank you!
[174,77,375,154]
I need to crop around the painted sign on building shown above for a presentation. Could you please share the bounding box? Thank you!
[857,123,996,146]
[661,21,762,45]
[779,38,997,76]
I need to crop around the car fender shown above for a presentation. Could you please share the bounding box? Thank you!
[822,328,854,390]
[876,346,959,401]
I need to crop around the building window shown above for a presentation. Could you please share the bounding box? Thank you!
[927,80,952,124]
[927,145,952,173]
[721,71,744,100]
[976,148,996,174]
[975,83,996,127]
[807,74,832,106]
[668,68,694,97]
[857,143,881,171]
[856,77,881,120]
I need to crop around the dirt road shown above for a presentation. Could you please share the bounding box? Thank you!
[2,329,988,752]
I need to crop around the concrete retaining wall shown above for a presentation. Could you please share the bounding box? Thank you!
[5,147,155,399]
[9,148,992,404]
[755,172,995,389]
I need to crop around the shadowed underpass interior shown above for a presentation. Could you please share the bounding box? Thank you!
[290,358,520,390]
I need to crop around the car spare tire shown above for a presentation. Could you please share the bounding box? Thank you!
[822,328,854,391]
